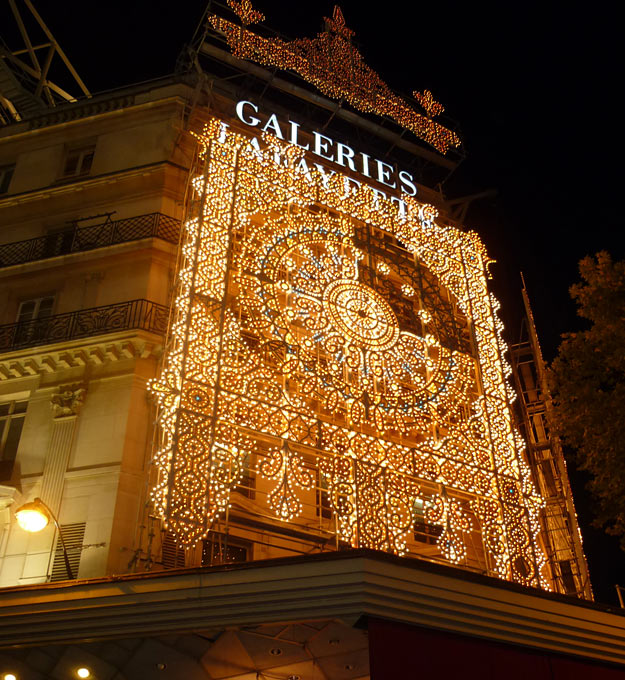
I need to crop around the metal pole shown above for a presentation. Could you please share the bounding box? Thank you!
[616,585,625,609]
[34,497,74,580]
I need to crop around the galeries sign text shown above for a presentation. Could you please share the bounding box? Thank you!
[232,100,418,204]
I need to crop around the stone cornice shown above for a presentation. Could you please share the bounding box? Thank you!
[0,237,177,279]
[0,331,163,381]
[0,551,623,666]
[0,160,188,209]
[0,86,193,143]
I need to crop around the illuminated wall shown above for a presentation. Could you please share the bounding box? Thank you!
[150,120,549,589]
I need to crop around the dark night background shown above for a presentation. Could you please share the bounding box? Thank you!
[3,0,624,603]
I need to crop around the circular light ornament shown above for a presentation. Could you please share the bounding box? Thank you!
[76,669,91,679]
[323,279,399,351]
[3,673,17,680]
[245,227,475,434]
[15,500,50,533]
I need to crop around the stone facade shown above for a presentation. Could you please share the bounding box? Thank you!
[0,78,191,585]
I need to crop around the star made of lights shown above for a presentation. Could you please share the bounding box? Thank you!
[324,6,355,40]
[208,5,461,153]
[227,0,265,25]
[413,89,445,118]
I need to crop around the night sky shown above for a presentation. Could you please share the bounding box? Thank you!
[3,0,624,603]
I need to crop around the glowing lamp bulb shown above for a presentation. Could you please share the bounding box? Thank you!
[76,669,91,679]
[4,674,17,680]
[15,500,50,533]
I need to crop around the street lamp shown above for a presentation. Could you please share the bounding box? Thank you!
[14,497,75,580]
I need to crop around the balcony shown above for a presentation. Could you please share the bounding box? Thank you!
[0,299,169,353]
[0,212,180,269]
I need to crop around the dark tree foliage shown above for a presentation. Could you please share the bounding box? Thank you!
[551,252,625,549]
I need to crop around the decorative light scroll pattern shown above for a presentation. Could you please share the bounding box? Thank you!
[258,443,314,520]
[208,5,460,154]
[425,494,473,563]
[318,454,420,555]
[150,119,549,591]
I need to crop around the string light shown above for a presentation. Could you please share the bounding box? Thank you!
[226,0,264,26]
[413,90,445,118]
[258,443,315,521]
[149,119,549,590]
[208,5,461,154]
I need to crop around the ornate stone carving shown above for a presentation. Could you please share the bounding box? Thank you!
[50,383,87,418]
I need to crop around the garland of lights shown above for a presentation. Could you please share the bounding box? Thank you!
[150,119,549,590]
[208,4,460,154]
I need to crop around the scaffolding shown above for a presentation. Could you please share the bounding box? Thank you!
[510,282,593,599]
[0,0,90,124]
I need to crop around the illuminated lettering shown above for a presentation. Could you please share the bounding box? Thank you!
[376,159,397,189]
[246,136,263,158]
[336,142,357,171]
[313,131,334,162]
[343,175,362,196]
[399,170,417,197]
[263,113,285,139]
[371,187,387,207]
[234,100,417,197]
[360,152,372,178]
[289,120,309,150]
[236,100,261,126]
[295,157,314,182]
[314,163,336,188]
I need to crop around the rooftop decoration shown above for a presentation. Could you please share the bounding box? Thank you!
[207,3,461,154]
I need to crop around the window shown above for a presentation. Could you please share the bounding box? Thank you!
[16,295,55,323]
[413,498,442,545]
[162,531,186,569]
[49,522,85,581]
[201,532,250,566]
[316,473,332,519]
[60,144,95,179]
[558,559,578,595]
[14,295,55,346]
[234,451,255,499]
[40,227,75,259]
[0,164,15,194]
[0,400,27,481]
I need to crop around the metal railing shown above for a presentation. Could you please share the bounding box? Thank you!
[0,299,169,352]
[0,213,180,269]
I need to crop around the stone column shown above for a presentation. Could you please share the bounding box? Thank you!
[39,383,87,516]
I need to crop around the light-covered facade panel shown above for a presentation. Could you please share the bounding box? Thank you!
[151,120,548,589]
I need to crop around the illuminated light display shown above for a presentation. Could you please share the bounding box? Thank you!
[258,443,315,521]
[413,90,445,118]
[149,118,550,590]
[208,5,461,154]
[227,0,265,26]
[233,98,421,199]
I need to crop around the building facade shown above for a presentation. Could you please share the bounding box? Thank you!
[0,76,189,583]
[0,3,619,679]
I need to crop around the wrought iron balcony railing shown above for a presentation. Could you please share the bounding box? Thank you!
[0,299,169,352]
[0,212,180,269]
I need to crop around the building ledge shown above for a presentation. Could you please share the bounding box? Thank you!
[0,327,164,381]
[0,550,623,665]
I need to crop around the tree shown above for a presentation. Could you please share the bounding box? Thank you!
[550,251,625,549]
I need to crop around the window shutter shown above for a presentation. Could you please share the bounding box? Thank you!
[162,531,186,568]
[49,522,86,581]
